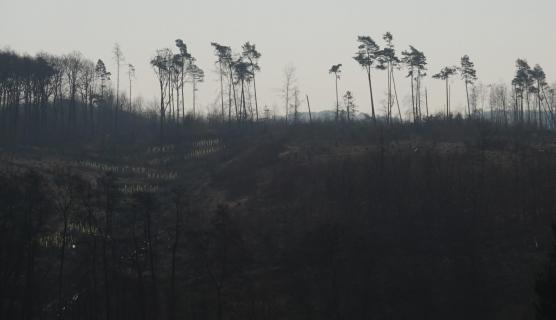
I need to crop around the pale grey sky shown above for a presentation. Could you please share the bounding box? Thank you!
[1,0,555,116]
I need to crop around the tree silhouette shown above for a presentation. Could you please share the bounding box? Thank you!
[459,55,477,117]
[63,52,84,129]
[150,49,171,140]
[513,59,533,123]
[95,59,111,102]
[401,46,427,122]
[281,65,296,123]
[233,58,253,121]
[530,64,547,128]
[176,39,191,123]
[378,32,401,123]
[354,36,380,124]
[343,90,357,121]
[127,64,135,112]
[211,42,231,120]
[329,64,342,122]
[112,43,124,129]
[433,66,458,118]
[242,42,261,121]
[186,59,205,119]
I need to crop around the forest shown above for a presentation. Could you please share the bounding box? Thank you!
[1,33,556,320]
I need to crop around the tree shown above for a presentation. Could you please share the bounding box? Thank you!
[176,39,191,123]
[95,59,111,102]
[78,60,96,131]
[401,46,427,122]
[291,86,301,124]
[513,59,533,123]
[281,64,296,123]
[150,49,171,140]
[171,54,183,121]
[354,36,380,123]
[242,42,261,121]
[113,43,124,129]
[186,59,205,119]
[329,64,342,121]
[343,90,357,121]
[378,32,401,123]
[233,58,252,121]
[433,66,458,118]
[459,55,477,117]
[205,205,246,320]
[53,173,80,320]
[63,52,84,128]
[211,42,231,120]
[530,64,547,128]
[127,64,135,112]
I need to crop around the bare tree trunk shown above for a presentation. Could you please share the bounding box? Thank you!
[335,74,339,122]
[446,78,449,118]
[526,92,531,123]
[253,74,259,121]
[229,68,239,121]
[181,67,185,123]
[367,68,376,124]
[387,63,392,124]
[129,76,132,113]
[219,61,225,120]
[538,82,543,128]
[228,72,232,123]
[391,68,402,122]
[192,78,196,119]
[241,80,247,121]
[159,80,165,141]
[425,88,429,118]
[306,94,312,124]
[410,73,415,122]
[417,74,422,121]
[465,82,471,118]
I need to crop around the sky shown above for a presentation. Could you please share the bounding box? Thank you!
[1,0,555,117]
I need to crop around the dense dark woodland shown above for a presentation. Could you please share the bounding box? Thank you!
[2,38,556,320]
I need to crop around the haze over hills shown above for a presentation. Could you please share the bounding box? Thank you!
[2,1,556,319]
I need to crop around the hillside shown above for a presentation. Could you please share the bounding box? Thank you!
[2,120,556,320]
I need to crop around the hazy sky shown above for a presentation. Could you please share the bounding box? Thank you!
[2,0,555,116]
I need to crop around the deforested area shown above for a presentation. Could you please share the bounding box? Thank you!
[2,1,556,319]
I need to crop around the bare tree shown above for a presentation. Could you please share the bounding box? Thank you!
[281,64,296,123]
[63,52,84,128]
